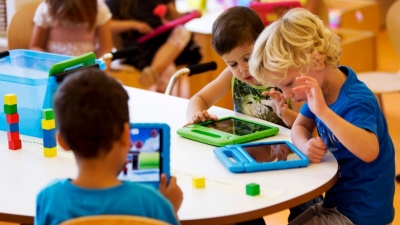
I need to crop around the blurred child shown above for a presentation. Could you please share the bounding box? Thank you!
[35,69,183,225]
[29,0,113,58]
[106,0,201,93]
[185,6,321,224]
[250,8,395,225]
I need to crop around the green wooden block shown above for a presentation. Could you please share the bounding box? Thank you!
[246,183,260,196]
[3,104,17,115]
[42,108,55,120]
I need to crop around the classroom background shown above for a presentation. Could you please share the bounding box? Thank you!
[0,0,399,224]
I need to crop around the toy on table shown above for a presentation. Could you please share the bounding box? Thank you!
[246,183,260,196]
[42,108,57,158]
[177,116,279,147]
[4,93,22,150]
[192,177,206,189]
[214,141,309,173]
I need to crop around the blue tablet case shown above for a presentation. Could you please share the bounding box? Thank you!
[118,123,170,189]
[214,141,309,173]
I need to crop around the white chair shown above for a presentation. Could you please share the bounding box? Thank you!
[357,0,400,115]
[58,215,170,225]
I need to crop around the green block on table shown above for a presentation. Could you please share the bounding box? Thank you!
[42,108,55,120]
[246,183,260,196]
[138,152,160,170]
[3,104,17,114]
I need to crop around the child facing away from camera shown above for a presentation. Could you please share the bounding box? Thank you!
[105,0,200,93]
[29,0,113,58]
[249,7,395,225]
[185,6,321,225]
[35,69,183,225]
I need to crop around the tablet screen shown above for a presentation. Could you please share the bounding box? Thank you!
[243,143,301,162]
[202,118,272,136]
[120,127,162,183]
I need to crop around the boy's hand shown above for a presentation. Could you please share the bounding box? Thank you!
[184,110,218,126]
[159,174,183,212]
[262,88,288,118]
[131,21,153,34]
[304,137,327,163]
[293,76,328,116]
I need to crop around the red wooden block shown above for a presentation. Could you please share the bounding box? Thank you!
[8,140,22,150]
[6,113,19,124]
[7,131,20,141]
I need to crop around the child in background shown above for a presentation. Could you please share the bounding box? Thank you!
[29,0,113,58]
[185,6,321,224]
[105,0,200,93]
[35,69,183,225]
[250,8,395,225]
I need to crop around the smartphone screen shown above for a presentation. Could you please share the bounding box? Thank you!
[243,143,301,163]
[119,127,162,183]
[201,118,272,136]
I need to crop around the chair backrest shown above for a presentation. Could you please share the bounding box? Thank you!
[386,0,400,58]
[6,1,41,49]
[58,215,171,225]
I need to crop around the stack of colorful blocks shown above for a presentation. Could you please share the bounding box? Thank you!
[42,108,57,158]
[4,94,22,150]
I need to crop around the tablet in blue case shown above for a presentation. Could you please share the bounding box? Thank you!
[214,141,309,173]
[118,123,170,189]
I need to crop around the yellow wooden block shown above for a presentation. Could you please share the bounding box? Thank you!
[41,119,56,130]
[44,147,57,158]
[192,177,205,189]
[4,94,17,105]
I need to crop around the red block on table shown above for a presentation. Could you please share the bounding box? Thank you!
[7,131,20,141]
[8,140,22,150]
[6,113,19,124]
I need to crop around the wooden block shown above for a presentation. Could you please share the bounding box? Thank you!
[44,147,57,158]
[4,93,17,105]
[41,119,56,130]
[192,176,205,188]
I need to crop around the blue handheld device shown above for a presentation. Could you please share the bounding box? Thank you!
[118,123,170,189]
[214,141,309,173]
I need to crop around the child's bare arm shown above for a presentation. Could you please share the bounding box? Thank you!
[185,68,233,125]
[292,114,327,163]
[109,19,153,34]
[159,174,183,215]
[96,20,113,59]
[293,75,379,162]
[29,25,48,52]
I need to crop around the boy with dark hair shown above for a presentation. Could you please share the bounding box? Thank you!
[35,68,183,225]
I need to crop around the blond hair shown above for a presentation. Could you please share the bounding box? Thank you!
[249,8,341,86]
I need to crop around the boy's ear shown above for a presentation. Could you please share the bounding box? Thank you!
[56,132,70,151]
[312,52,325,70]
[121,123,131,147]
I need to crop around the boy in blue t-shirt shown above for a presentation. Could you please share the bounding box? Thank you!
[250,8,395,225]
[35,69,182,225]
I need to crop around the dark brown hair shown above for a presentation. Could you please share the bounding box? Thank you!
[53,68,129,159]
[212,6,265,56]
[46,0,98,30]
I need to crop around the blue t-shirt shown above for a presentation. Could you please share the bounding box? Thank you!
[35,179,179,225]
[300,66,395,225]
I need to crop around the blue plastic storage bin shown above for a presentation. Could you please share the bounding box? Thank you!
[0,50,106,138]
